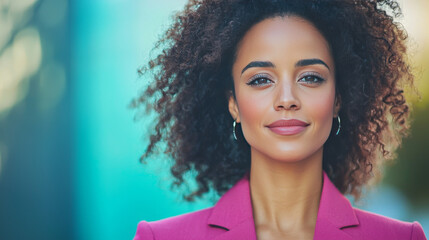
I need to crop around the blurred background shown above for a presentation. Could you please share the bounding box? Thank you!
[0,0,428,239]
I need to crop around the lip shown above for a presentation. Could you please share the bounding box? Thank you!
[266,119,310,136]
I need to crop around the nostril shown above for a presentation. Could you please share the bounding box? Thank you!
[286,104,299,110]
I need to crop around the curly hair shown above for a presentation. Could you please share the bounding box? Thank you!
[133,0,413,201]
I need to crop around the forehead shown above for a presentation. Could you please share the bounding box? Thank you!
[233,16,333,73]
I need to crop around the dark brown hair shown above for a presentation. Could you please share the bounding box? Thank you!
[133,0,413,201]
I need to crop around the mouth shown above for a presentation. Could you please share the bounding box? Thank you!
[266,119,310,136]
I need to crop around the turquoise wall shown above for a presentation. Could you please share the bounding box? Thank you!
[73,1,211,239]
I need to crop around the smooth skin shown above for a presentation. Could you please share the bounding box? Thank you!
[228,16,341,240]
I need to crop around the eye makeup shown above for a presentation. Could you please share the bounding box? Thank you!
[245,71,326,87]
[297,72,326,85]
[246,73,273,86]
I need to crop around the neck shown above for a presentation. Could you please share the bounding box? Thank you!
[249,148,323,234]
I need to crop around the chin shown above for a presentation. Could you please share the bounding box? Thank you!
[272,152,313,163]
[255,144,324,163]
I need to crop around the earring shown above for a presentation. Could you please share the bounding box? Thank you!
[336,116,341,136]
[233,120,238,140]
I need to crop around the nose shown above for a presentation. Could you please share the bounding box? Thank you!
[274,80,301,111]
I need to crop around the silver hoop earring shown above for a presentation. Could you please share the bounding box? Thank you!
[233,120,238,140]
[336,116,341,136]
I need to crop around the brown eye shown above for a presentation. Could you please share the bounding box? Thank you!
[246,74,273,86]
[298,74,325,85]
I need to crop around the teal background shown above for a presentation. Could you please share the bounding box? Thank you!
[73,1,212,239]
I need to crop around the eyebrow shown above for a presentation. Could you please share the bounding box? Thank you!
[241,61,275,75]
[295,58,330,71]
[241,58,330,75]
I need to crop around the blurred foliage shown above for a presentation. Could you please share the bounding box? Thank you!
[384,48,429,208]
[0,0,72,239]
[0,0,41,175]
[0,0,42,117]
[385,103,429,207]
[0,0,68,175]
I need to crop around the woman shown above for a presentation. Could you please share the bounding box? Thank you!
[133,0,427,239]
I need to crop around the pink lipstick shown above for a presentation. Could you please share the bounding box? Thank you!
[266,119,309,136]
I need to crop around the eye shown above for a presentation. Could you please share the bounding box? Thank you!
[246,74,273,86]
[298,73,326,85]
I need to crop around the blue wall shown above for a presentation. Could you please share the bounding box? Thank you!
[72,1,212,239]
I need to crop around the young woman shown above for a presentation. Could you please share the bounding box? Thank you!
[133,0,427,239]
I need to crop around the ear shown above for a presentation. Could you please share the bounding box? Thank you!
[228,92,240,123]
[333,95,341,118]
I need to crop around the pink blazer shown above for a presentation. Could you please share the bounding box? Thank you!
[133,172,427,240]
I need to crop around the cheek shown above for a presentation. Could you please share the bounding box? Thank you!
[236,91,268,124]
[235,90,270,140]
[312,95,334,118]
[307,88,336,133]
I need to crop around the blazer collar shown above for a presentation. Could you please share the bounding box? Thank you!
[207,171,359,240]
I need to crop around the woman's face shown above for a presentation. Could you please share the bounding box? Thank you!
[229,16,340,162]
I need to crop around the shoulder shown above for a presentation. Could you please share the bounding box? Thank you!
[346,207,427,240]
[133,174,253,240]
[133,207,225,240]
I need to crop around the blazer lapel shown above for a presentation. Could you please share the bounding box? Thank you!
[209,218,256,240]
[313,172,360,240]
[207,172,257,240]
[207,171,360,240]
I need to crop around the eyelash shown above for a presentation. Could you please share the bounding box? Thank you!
[246,74,272,86]
[246,72,326,86]
[298,72,326,85]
